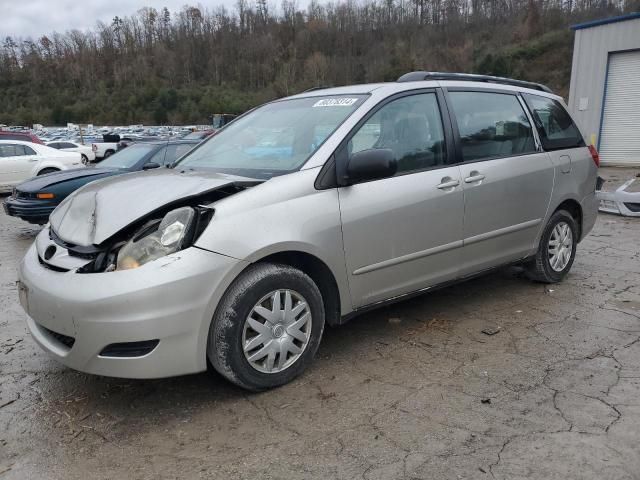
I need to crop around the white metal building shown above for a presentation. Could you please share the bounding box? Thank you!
[568,13,640,166]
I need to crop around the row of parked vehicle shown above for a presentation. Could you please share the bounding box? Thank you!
[1,124,225,163]
[9,73,599,392]
[92,129,219,160]
[2,138,200,224]
[0,118,241,219]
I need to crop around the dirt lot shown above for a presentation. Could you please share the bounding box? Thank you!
[1,167,639,480]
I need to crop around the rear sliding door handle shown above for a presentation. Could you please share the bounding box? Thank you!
[464,174,486,183]
[436,179,460,190]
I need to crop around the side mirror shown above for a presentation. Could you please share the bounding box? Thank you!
[344,149,397,185]
[143,162,161,170]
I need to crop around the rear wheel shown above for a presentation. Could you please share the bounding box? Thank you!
[37,168,59,176]
[526,210,578,283]
[208,263,325,391]
[81,154,89,164]
[104,150,114,158]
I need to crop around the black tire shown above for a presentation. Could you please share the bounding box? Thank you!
[208,263,325,391]
[104,150,114,158]
[37,168,59,176]
[81,154,89,164]
[526,209,578,283]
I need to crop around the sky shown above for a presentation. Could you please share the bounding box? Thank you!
[0,0,248,39]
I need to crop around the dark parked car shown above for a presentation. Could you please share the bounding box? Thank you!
[0,131,44,144]
[183,130,216,140]
[117,136,161,151]
[4,140,198,224]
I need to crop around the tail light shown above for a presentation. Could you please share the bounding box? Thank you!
[588,145,600,167]
[92,143,97,152]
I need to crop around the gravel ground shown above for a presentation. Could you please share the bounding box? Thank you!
[1,167,639,480]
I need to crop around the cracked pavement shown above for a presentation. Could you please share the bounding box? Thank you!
[1,167,639,479]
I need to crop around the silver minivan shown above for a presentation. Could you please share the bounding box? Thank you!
[18,72,599,390]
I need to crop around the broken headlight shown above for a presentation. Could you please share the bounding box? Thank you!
[116,207,195,271]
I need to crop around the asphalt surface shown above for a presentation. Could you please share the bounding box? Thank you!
[1,167,639,479]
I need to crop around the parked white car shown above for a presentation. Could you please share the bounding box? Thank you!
[0,140,84,193]
[46,141,96,164]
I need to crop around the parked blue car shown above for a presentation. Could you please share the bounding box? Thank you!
[3,140,198,224]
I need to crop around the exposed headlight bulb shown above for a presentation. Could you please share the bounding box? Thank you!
[116,207,195,270]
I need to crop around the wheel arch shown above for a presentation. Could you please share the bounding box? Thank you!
[553,198,583,240]
[36,166,61,175]
[251,250,344,327]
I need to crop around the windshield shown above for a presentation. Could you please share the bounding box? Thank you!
[99,144,159,169]
[177,95,367,179]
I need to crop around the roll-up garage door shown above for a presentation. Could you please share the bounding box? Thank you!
[599,50,640,166]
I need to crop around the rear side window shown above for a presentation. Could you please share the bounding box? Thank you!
[0,145,17,157]
[23,145,36,155]
[449,91,536,162]
[0,144,26,157]
[523,94,585,151]
[348,92,447,174]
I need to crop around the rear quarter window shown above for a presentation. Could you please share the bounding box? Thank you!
[523,94,585,151]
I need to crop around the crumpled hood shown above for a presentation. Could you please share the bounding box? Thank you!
[49,168,258,247]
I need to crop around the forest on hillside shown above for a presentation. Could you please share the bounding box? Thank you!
[1,0,638,126]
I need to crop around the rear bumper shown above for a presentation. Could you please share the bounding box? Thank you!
[3,196,56,224]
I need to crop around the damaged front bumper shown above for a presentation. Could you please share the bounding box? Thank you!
[18,227,248,378]
[596,176,640,217]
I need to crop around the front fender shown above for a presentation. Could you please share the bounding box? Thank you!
[194,169,353,315]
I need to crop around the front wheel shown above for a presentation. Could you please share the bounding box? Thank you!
[526,210,578,283]
[208,263,325,391]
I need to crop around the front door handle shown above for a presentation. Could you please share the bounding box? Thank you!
[436,178,460,190]
[464,172,486,183]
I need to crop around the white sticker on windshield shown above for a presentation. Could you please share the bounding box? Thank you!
[312,98,359,107]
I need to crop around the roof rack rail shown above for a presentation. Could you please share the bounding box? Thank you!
[396,71,553,93]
